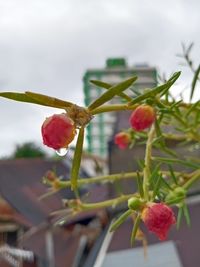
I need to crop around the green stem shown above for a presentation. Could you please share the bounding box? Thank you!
[163,133,191,141]
[131,214,141,246]
[143,124,156,201]
[45,170,188,190]
[90,104,138,115]
[183,170,200,189]
[72,194,134,211]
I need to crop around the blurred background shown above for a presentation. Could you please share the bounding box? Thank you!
[0,1,199,267]
[0,0,199,158]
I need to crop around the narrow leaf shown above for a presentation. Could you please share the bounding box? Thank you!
[183,204,191,226]
[186,42,194,54]
[177,206,183,229]
[165,196,184,205]
[190,64,200,101]
[152,174,162,199]
[88,76,137,110]
[128,72,181,106]
[137,159,145,170]
[131,214,141,246]
[159,146,178,158]
[109,210,132,232]
[70,127,85,190]
[185,100,200,118]
[160,176,173,190]
[149,163,161,186]
[0,92,48,106]
[26,91,73,109]
[90,79,132,102]
[168,165,178,185]
[153,156,200,169]
[90,80,111,89]
[136,172,144,198]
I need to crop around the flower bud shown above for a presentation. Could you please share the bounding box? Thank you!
[114,132,131,149]
[141,203,176,240]
[44,170,57,182]
[41,113,76,150]
[128,197,142,210]
[129,105,156,131]
[174,187,186,198]
[165,187,186,204]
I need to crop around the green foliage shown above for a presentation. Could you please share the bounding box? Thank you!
[0,44,199,247]
[12,142,46,159]
[88,76,137,110]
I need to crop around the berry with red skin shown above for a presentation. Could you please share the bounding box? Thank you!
[114,132,131,149]
[41,113,76,150]
[129,105,156,131]
[45,170,57,182]
[141,203,176,240]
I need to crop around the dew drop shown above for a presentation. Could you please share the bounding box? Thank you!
[55,147,69,157]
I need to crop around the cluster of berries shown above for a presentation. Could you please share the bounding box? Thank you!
[41,106,176,241]
[41,104,156,151]
[117,106,176,240]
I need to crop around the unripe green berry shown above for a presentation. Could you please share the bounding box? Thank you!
[165,191,176,202]
[128,197,142,210]
[174,187,186,198]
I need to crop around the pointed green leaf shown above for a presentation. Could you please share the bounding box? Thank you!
[177,206,183,229]
[185,100,200,118]
[149,163,161,186]
[159,146,178,158]
[160,176,173,190]
[165,196,184,205]
[90,79,132,102]
[128,72,181,106]
[88,76,137,110]
[90,80,111,89]
[153,156,200,169]
[152,174,162,200]
[183,204,191,226]
[137,159,145,171]
[0,92,49,106]
[70,127,85,190]
[109,210,132,232]
[190,64,200,101]
[136,172,144,198]
[131,214,141,246]
[0,91,74,109]
[25,91,73,109]
[186,42,194,54]
[168,165,178,185]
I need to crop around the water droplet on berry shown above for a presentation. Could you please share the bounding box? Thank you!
[55,147,69,156]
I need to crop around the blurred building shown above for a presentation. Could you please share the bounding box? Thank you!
[83,58,157,158]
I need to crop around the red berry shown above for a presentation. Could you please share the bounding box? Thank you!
[45,170,57,182]
[141,203,176,240]
[129,105,156,131]
[41,113,76,150]
[114,132,131,149]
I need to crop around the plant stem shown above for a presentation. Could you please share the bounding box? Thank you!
[183,170,200,189]
[45,170,188,190]
[91,101,194,115]
[143,124,156,201]
[79,194,134,210]
[90,104,138,115]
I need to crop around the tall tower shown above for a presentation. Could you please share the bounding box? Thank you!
[83,58,157,158]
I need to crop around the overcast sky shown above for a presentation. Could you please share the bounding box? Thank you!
[0,0,199,158]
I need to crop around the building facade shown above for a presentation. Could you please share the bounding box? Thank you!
[83,58,157,158]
